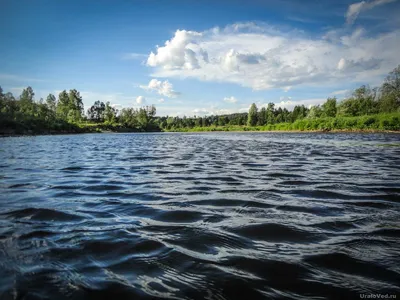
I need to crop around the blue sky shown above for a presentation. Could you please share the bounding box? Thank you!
[1,0,399,116]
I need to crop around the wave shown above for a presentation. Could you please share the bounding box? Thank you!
[1,132,399,299]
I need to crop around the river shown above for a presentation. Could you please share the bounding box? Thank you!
[0,132,399,299]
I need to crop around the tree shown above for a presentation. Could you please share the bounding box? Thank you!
[307,105,322,119]
[202,117,209,127]
[338,85,377,116]
[380,65,400,112]
[266,103,275,124]
[46,94,57,113]
[87,100,106,122]
[292,105,307,121]
[137,105,156,129]
[258,107,266,126]
[218,115,227,126]
[19,86,35,115]
[104,102,117,123]
[247,103,258,126]
[322,97,337,117]
[57,90,70,119]
[68,89,84,122]
[3,92,17,115]
[381,65,400,100]
[0,87,5,113]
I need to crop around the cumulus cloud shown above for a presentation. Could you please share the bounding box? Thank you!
[275,98,326,110]
[145,23,399,91]
[193,108,212,115]
[158,98,165,103]
[337,57,382,72]
[140,79,180,98]
[223,96,238,103]
[193,107,238,116]
[346,0,397,24]
[136,96,146,104]
[147,30,204,70]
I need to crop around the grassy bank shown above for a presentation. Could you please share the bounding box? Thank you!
[165,113,400,133]
[0,121,160,136]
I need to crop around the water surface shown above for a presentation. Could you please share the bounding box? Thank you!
[1,132,399,299]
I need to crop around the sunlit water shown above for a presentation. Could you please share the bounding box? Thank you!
[0,132,399,300]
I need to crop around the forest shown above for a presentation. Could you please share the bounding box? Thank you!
[1,65,399,135]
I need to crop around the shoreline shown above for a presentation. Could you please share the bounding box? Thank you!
[165,128,400,134]
[1,128,400,137]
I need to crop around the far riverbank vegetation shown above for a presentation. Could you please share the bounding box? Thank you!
[1,66,399,135]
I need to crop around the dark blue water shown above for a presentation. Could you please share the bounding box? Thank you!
[0,132,400,300]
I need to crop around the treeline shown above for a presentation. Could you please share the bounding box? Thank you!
[0,87,86,134]
[86,100,157,131]
[1,65,399,135]
[157,65,400,131]
[0,87,157,134]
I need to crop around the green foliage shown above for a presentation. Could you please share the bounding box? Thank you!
[2,65,400,135]
[87,100,106,122]
[119,105,156,131]
[247,103,258,126]
[322,97,337,117]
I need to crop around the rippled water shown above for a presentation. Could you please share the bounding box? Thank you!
[0,132,400,300]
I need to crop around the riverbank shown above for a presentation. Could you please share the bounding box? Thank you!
[0,123,160,137]
[167,129,400,134]
[165,113,400,133]
[2,113,399,136]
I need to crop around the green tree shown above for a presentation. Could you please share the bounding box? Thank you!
[380,65,400,112]
[46,94,57,113]
[19,86,35,115]
[56,90,70,119]
[87,100,106,122]
[68,89,84,122]
[137,105,156,130]
[338,85,377,116]
[307,105,322,119]
[322,97,337,117]
[0,86,4,112]
[104,102,117,123]
[292,105,307,121]
[258,107,266,126]
[266,103,275,124]
[247,103,258,126]
[218,115,227,126]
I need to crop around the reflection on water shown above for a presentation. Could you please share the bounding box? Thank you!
[0,132,399,299]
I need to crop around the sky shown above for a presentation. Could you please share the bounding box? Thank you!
[0,0,399,116]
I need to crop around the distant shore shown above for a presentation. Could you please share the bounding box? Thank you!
[168,129,400,134]
[2,112,400,137]
[2,127,400,137]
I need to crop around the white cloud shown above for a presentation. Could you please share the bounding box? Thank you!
[139,79,180,98]
[193,107,239,116]
[346,0,397,24]
[158,98,165,103]
[147,30,203,70]
[283,86,292,92]
[79,91,131,109]
[223,96,238,103]
[145,23,400,91]
[136,96,146,104]
[193,108,212,115]
[337,58,347,70]
[275,98,326,110]
[111,103,123,111]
